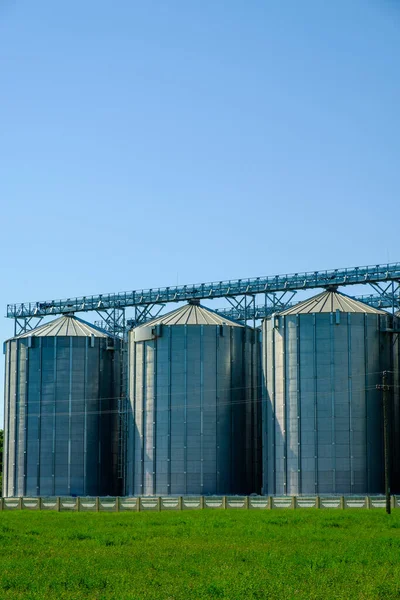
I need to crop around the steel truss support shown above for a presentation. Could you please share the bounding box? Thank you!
[14,317,44,337]
[226,295,257,327]
[131,303,166,327]
[95,308,126,337]
[263,291,297,314]
[369,281,400,314]
[224,292,297,325]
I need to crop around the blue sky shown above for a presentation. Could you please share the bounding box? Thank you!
[0,0,399,422]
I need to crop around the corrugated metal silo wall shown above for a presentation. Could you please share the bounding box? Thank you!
[392,315,400,494]
[244,328,262,495]
[3,335,121,497]
[262,312,393,496]
[126,323,261,496]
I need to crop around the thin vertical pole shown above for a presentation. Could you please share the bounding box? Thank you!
[272,322,277,495]
[281,320,287,496]
[184,327,188,496]
[392,281,395,316]
[296,315,301,495]
[200,326,204,495]
[23,342,29,497]
[68,338,73,495]
[377,371,391,515]
[216,328,219,494]
[4,342,11,498]
[168,328,172,495]
[37,338,42,496]
[141,344,146,496]
[52,339,57,497]
[131,335,137,496]
[330,314,336,495]
[313,315,318,495]
[83,338,88,496]
[14,340,20,497]
[153,340,157,496]
[383,371,391,515]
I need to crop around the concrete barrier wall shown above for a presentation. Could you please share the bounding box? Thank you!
[119,498,138,511]
[183,497,201,510]
[40,498,58,511]
[79,498,97,512]
[0,496,397,511]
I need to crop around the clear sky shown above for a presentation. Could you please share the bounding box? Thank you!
[0,0,399,423]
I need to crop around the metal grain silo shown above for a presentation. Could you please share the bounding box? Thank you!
[3,315,121,498]
[127,300,260,496]
[262,290,393,496]
[392,313,400,493]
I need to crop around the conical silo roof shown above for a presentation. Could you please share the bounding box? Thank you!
[279,290,387,315]
[14,315,110,339]
[135,301,244,328]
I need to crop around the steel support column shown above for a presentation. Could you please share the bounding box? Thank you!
[95,308,125,337]
[14,317,44,337]
[369,282,400,314]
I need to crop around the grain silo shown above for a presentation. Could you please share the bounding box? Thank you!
[3,315,121,498]
[262,290,393,496]
[126,300,260,496]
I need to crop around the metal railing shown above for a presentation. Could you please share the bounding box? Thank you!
[7,262,400,319]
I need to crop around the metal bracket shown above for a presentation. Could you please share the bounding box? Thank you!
[369,281,400,314]
[130,303,166,327]
[226,295,256,327]
[14,317,44,337]
[95,308,125,337]
[263,291,297,313]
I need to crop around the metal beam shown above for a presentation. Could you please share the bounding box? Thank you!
[13,317,44,337]
[94,308,125,337]
[7,261,400,320]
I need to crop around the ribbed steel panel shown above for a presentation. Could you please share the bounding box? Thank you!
[127,308,261,496]
[280,290,387,315]
[14,315,110,338]
[392,316,400,493]
[138,303,243,327]
[262,308,393,496]
[3,323,121,498]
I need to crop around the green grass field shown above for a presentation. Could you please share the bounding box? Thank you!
[0,510,399,600]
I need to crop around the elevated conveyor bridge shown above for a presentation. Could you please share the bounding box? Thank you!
[7,262,400,336]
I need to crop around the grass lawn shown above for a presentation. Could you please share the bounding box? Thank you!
[0,509,399,599]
